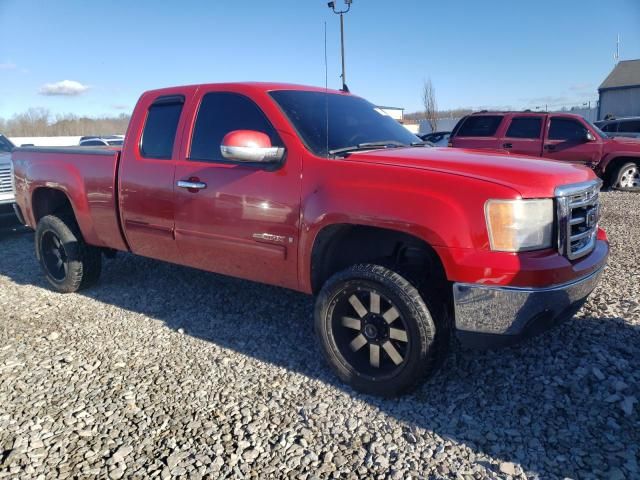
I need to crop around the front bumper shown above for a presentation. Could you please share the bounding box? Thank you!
[453,262,606,349]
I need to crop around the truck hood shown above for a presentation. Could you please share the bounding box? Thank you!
[604,135,640,149]
[345,147,596,198]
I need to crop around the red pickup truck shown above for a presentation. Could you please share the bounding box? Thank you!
[12,83,609,395]
[450,111,640,190]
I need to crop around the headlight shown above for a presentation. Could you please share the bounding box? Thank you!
[485,199,554,252]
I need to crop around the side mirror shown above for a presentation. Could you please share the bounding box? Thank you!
[220,130,285,163]
[585,131,596,142]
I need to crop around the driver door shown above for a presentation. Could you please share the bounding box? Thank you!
[542,117,602,165]
[173,90,301,289]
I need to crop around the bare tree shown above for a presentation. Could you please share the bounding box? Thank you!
[0,110,130,137]
[422,78,438,132]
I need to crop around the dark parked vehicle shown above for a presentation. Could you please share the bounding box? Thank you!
[418,131,451,147]
[79,135,124,147]
[595,117,640,139]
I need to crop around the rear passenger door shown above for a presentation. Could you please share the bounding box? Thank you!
[119,93,187,264]
[501,116,544,157]
[450,115,503,150]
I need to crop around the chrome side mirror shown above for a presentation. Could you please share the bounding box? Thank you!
[585,131,596,142]
[220,130,285,163]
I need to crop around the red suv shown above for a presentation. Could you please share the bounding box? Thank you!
[450,111,640,190]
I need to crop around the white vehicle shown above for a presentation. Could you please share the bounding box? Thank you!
[0,134,15,207]
[79,135,124,147]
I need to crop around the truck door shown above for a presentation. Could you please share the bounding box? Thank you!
[173,91,301,290]
[119,93,187,264]
[500,115,544,156]
[542,116,602,166]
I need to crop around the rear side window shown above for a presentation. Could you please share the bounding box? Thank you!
[548,118,588,141]
[190,92,281,162]
[505,117,542,139]
[141,97,184,159]
[600,123,617,132]
[81,140,106,146]
[457,115,503,137]
[619,120,640,133]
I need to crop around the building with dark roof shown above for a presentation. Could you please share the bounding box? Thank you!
[598,59,640,120]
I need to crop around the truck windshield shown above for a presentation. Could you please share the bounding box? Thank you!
[270,90,420,157]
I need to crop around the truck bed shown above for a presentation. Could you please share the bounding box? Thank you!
[12,147,128,251]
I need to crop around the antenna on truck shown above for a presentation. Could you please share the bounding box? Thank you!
[324,21,330,157]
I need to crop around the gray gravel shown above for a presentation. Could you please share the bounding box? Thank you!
[1,191,638,479]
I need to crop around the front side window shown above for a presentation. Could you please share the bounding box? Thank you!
[505,117,542,139]
[190,92,281,162]
[457,115,503,137]
[269,90,419,157]
[601,123,617,133]
[141,98,184,159]
[81,140,106,146]
[548,118,588,141]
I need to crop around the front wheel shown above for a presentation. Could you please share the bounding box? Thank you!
[613,161,640,190]
[314,264,446,396]
[35,215,102,293]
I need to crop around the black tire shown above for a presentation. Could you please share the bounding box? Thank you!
[35,214,102,293]
[314,264,447,396]
[612,161,640,191]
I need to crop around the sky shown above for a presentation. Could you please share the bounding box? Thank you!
[0,0,639,119]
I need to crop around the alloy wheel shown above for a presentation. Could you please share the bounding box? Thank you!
[331,287,410,378]
[41,231,68,281]
[620,165,640,188]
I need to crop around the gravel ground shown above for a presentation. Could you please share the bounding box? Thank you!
[0,191,638,480]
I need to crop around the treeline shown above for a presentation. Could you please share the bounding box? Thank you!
[404,108,474,122]
[0,108,130,137]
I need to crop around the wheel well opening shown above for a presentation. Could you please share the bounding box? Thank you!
[604,157,639,186]
[32,188,74,223]
[311,224,450,299]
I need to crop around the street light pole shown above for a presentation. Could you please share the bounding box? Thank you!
[328,1,352,92]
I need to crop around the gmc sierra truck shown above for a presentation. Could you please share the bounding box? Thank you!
[12,83,609,395]
[450,111,640,190]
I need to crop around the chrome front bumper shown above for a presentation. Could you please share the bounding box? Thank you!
[453,266,605,348]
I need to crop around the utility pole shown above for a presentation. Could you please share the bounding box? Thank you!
[327,0,353,92]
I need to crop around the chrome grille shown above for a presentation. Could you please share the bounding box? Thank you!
[555,180,601,260]
[0,165,12,194]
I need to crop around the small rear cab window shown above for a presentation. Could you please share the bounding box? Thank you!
[140,96,184,159]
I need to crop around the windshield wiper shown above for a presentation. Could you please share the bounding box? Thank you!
[329,141,407,156]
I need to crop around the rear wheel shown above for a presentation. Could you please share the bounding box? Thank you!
[613,161,640,190]
[35,215,102,293]
[314,264,447,396]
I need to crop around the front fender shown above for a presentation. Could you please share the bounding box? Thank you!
[298,159,520,292]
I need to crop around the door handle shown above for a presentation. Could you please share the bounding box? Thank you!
[177,180,207,190]
[502,143,513,149]
[544,144,555,151]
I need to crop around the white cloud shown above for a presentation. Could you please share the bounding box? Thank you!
[0,62,17,70]
[39,80,89,96]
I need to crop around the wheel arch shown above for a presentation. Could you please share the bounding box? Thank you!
[31,187,77,224]
[600,155,640,186]
[309,223,450,303]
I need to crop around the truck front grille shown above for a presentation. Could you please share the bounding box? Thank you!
[0,165,12,194]
[555,180,601,261]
